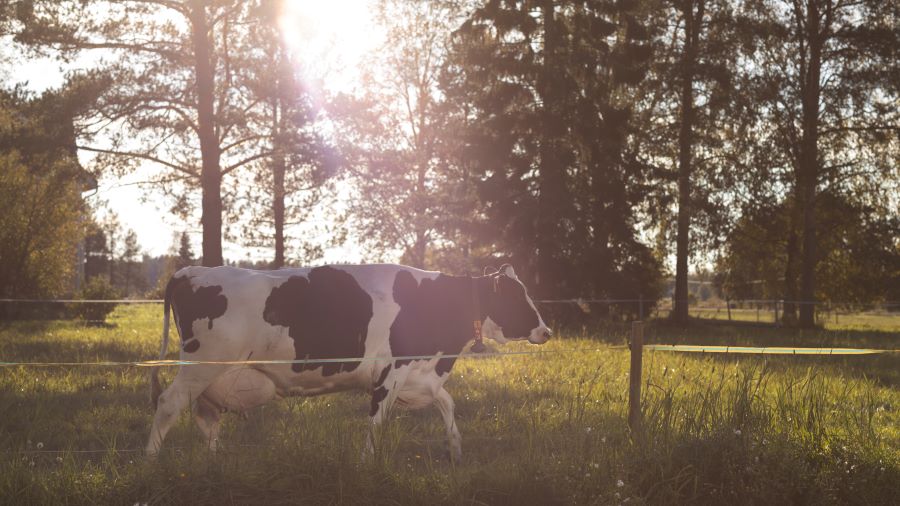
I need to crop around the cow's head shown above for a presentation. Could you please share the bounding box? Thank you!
[482,265,552,345]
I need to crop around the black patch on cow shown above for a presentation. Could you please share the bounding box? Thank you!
[375,364,392,386]
[486,275,540,339]
[262,266,373,375]
[389,271,484,376]
[370,386,388,416]
[183,339,200,353]
[168,276,228,353]
[369,365,393,416]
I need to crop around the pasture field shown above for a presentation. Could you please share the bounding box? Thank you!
[1,305,898,505]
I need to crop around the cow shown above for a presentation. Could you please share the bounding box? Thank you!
[146,263,551,463]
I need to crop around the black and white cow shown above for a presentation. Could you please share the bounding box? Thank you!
[147,263,550,462]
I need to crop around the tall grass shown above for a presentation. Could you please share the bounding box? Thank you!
[0,305,897,504]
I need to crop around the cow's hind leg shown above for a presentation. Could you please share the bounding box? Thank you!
[434,387,462,464]
[146,368,219,456]
[194,394,222,451]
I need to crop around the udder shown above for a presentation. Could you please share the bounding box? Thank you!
[202,367,277,412]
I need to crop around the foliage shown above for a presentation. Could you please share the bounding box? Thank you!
[232,0,337,267]
[12,0,298,266]
[0,89,88,299]
[443,0,663,299]
[330,0,469,269]
[731,0,900,325]
[71,275,119,324]
[717,192,900,308]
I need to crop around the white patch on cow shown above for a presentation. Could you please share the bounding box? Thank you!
[481,316,509,344]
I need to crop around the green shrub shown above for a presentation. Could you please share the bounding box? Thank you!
[72,277,120,325]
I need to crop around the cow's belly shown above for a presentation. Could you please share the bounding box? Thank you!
[203,367,277,411]
[242,330,390,397]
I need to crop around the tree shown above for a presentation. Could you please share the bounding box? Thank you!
[236,0,336,268]
[736,0,899,326]
[330,0,466,269]
[177,231,194,269]
[13,0,278,267]
[0,87,90,298]
[444,0,662,300]
[634,0,738,323]
[717,192,899,309]
[119,228,143,295]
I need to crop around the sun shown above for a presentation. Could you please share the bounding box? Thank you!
[277,0,383,91]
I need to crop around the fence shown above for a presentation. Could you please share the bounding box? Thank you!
[2,297,898,326]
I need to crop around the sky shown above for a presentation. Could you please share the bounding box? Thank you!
[13,0,382,263]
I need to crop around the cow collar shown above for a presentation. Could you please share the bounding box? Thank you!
[470,275,496,353]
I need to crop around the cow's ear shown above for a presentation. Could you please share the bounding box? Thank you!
[500,264,516,279]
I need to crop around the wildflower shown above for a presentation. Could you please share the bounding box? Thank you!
[614,493,621,499]
[601,436,607,443]
[56,457,63,463]
[734,429,742,436]
[36,442,44,449]
[616,479,625,488]
[585,427,592,433]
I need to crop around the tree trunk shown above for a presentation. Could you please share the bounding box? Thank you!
[797,0,823,328]
[272,141,286,269]
[672,1,702,324]
[191,2,223,267]
[782,206,800,323]
[536,0,563,298]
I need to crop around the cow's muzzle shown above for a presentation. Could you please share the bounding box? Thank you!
[528,327,552,344]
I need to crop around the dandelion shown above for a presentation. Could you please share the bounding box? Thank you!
[614,492,621,499]
[734,429,742,436]
[585,427,592,433]
[601,436,607,443]
[36,442,44,449]
[616,479,625,488]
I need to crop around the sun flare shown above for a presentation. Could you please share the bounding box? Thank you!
[277,0,382,90]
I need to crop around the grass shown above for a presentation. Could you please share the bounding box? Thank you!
[0,304,898,505]
[656,306,900,332]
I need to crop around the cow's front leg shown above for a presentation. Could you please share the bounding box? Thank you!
[434,387,462,464]
[364,363,411,460]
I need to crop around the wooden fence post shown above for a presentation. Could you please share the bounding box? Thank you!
[628,321,644,433]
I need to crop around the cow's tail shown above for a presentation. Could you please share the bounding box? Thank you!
[150,277,175,410]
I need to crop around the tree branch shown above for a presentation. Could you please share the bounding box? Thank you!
[76,145,197,178]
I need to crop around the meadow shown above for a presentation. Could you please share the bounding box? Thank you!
[0,304,898,505]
